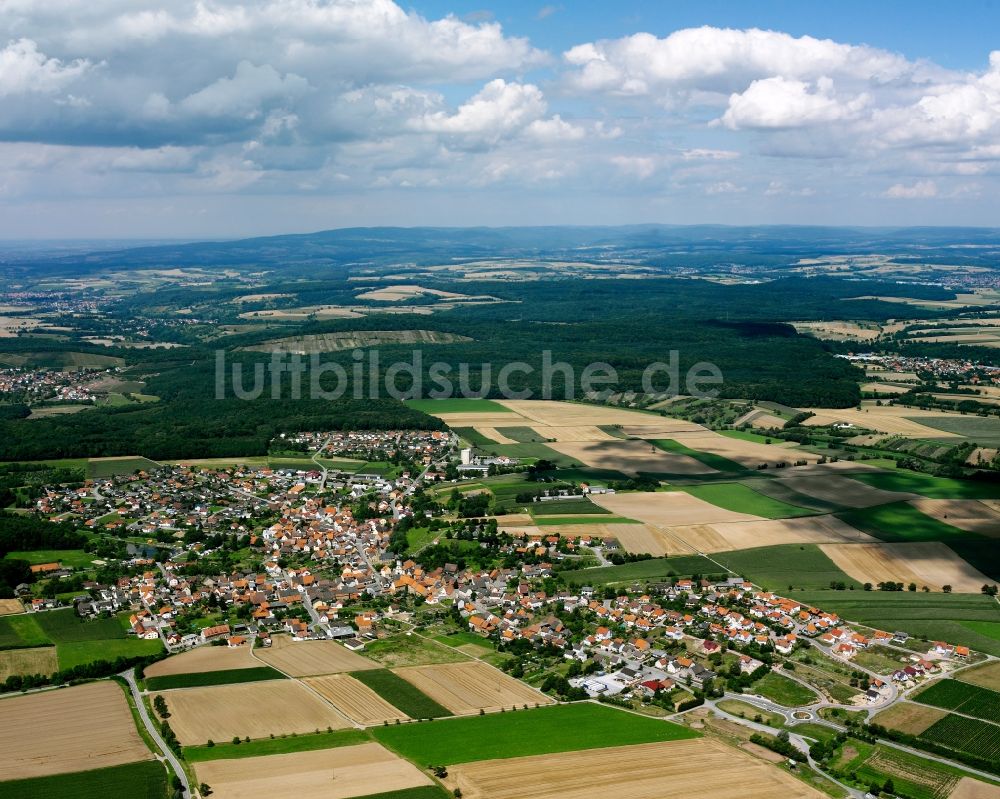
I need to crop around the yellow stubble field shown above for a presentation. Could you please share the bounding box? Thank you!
[144,644,258,677]
[255,635,379,676]
[393,661,551,714]
[302,674,408,725]
[0,681,152,780]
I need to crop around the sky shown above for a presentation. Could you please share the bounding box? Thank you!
[1,1,1000,238]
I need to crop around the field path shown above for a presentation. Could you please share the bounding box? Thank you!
[121,669,189,798]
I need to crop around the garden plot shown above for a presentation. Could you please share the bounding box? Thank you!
[0,681,152,780]
[393,661,550,715]
[255,635,378,676]
[820,542,994,593]
[155,680,351,745]
[194,742,432,799]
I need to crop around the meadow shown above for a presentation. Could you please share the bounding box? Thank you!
[371,703,698,765]
[849,470,1000,499]
[5,548,96,568]
[144,665,285,691]
[0,612,51,649]
[681,483,812,519]
[0,760,167,799]
[837,501,973,543]
[751,672,819,706]
[34,608,163,668]
[713,544,862,591]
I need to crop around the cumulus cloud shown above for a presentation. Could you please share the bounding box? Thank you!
[884,180,937,199]
[0,38,91,97]
[719,76,870,129]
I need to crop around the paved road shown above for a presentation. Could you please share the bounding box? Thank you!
[120,668,190,798]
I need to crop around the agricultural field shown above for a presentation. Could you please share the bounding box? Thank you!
[958,661,1000,691]
[0,760,168,799]
[362,632,470,668]
[909,499,1000,535]
[86,455,160,478]
[872,702,948,736]
[254,635,378,676]
[681,482,813,518]
[0,645,58,680]
[801,404,969,438]
[392,661,550,714]
[694,515,875,552]
[819,542,994,593]
[0,681,152,780]
[155,680,352,745]
[0,612,51,648]
[350,668,453,718]
[0,598,23,615]
[143,643,259,677]
[668,429,820,467]
[849,470,1000,500]
[836,501,974,544]
[32,608,163,669]
[372,702,698,765]
[648,438,747,473]
[528,497,611,515]
[919,713,1000,762]
[559,554,722,587]
[184,728,370,762]
[847,742,975,799]
[713,544,861,591]
[549,439,715,476]
[950,778,1000,799]
[591,491,758,527]
[914,679,1000,723]
[405,398,509,414]
[790,591,1000,657]
[4,549,98,569]
[145,665,284,691]
[303,674,409,725]
[444,738,825,799]
[194,742,434,799]
[775,472,916,509]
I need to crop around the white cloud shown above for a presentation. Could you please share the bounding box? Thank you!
[0,38,91,97]
[610,155,658,180]
[705,180,745,194]
[411,79,547,143]
[719,76,870,129]
[884,180,937,199]
[178,61,309,119]
[524,115,585,143]
[682,148,739,160]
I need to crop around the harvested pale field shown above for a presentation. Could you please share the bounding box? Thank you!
[744,411,787,430]
[966,447,998,465]
[446,738,825,799]
[239,305,364,320]
[393,661,550,714]
[255,635,378,676]
[670,431,820,466]
[544,522,694,556]
[303,674,408,725]
[793,320,883,342]
[549,440,715,476]
[950,778,1000,799]
[476,426,518,444]
[243,329,470,354]
[801,404,964,437]
[498,522,544,536]
[958,661,1000,691]
[436,412,527,427]
[356,283,465,301]
[592,491,760,526]
[156,681,351,745]
[862,382,910,394]
[776,473,917,508]
[0,680,151,780]
[618,422,709,437]
[741,741,786,762]
[0,598,23,615]
[872,702,947,735]
[497,400,670,427]
[0,646,57,681]
[144,644,258,677]
[706,516,874,551]
[910,499,1000,535]
[820,542,994,593]
[195,743,432,799]
[230,293,293,303]
[529,424,617,442]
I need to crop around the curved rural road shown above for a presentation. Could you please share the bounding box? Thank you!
[120,668,190,799]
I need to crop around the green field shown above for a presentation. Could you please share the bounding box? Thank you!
[909,416,1000,446]
[0,760,167,799]
[919,713,1000,763]
[34,609,163,668]
[959,620,1000,641]
[682,483,812,518]
[649,439,747,473]
[560,554,721,587]
[542,467,632,484]
[535,515,639,526]
[713,544,862,591]
[790,590,1000,657]
[86,456,160,479]
[741,477,847,514]
[721,429,774,444]
[351,669,453,718]
[371,702,698,765]
[451,427,497,446]
[914,679,1000,723]
[352,789,450,799]
[847,741,982,799]
[529,497,611,515]
[751,672,819,706]
[145,666,285,692]
[184,728,369,762]
[404,526,439,553]
[717,698,784,727]
[0,613,51,649]
[849,470,1000,499]
[35,609,125,643]
[839,501,976,543]
[497,426,550,443]
[4,549,96,569]
[405,398,509,413]
[57,638,163,670]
